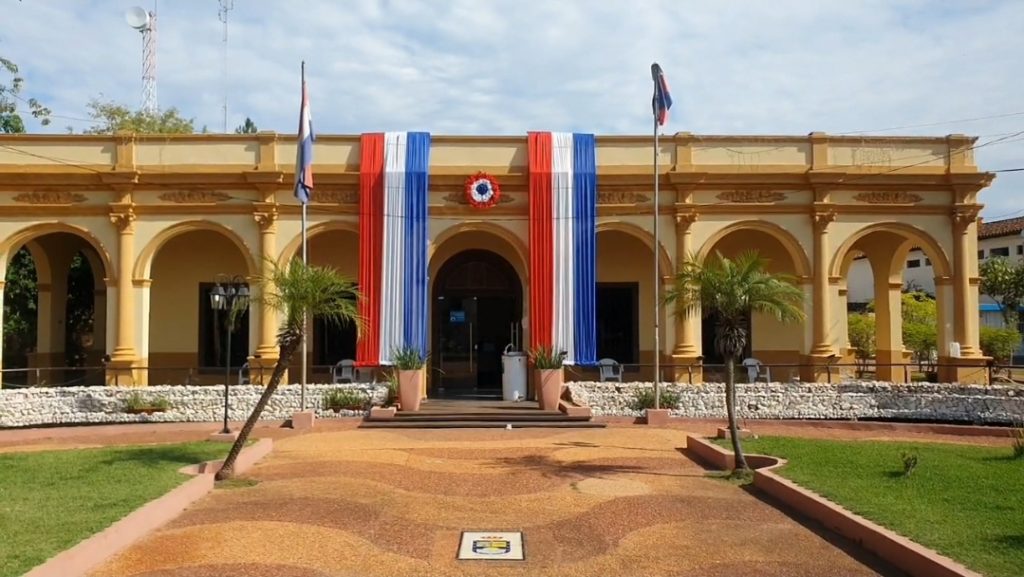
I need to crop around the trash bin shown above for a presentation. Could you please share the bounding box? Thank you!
[501,344,528,401]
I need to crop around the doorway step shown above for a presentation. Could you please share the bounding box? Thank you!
[360,399,604,429]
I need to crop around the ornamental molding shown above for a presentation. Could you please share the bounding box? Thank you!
[311,189,359,204]
[13,191,88,204]
[109,207,136,232]
[443,192,515,205]
[157,191,231,204]
[813,209,837,233]
[253,209,279,232]
[597,191,650,205]
[852,191,923,204]
[715,190,787,203]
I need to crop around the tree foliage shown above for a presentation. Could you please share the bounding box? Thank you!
[3,247,38,368]
[216,260,361,480]
[1,56,51,133]
[666,251,805,474]
[979,326,1021,365]
[234,117,258,134]
[81,98,194,134]
[847,312,876,361]
[901,291,937,366]
[979,257,1024,328]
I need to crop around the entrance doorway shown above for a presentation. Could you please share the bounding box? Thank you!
[432,250,523,399]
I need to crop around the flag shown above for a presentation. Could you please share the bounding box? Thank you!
[295,67,314,204]
[528,131,597,366]
[356,132,431,366]
[651,63,672,126]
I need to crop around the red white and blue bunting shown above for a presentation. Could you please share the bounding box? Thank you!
[528,132,597,366]
[356,132,431,366]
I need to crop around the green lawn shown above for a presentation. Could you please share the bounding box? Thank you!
[717,436,1024,577]
[0,442,227,577]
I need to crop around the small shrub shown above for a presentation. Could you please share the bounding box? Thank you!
[1012,423,1024,459]
[629,387,681,411]
[900,451,919,477]
[392,346,426,370]
[979,326,1021,365]
[530,346,566,369]
[323,388,368,411]
[382,370,399,407]
[123,392,171,412]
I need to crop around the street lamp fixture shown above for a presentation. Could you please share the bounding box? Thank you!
[209,274,250,434]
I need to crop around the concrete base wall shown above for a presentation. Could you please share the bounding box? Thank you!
[568,381,1024,424]
[0,383,388,428]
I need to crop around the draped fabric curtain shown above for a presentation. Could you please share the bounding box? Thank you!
[528,131,596,365]
[357,132,431,366]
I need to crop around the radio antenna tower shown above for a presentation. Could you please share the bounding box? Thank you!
[218,0,234,133]
[125,4,158,115]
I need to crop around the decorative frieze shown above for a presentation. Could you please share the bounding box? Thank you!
[312,189,359,204]
[13,191,87,204]
[157,191,231,204]
[443,192,515,205]
[852,191,923,204]
[597,191,650,205]
[715,190,787,203]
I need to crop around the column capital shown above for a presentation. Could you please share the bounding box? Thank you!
[109,205,136,233]
[674,210,698,230]
[253,205,279,232]
[952,204,982,234]
[812,207,836,233]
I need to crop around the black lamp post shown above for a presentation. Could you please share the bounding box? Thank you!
[209,275,250,434]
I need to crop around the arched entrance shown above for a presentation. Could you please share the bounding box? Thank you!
[431,249,523,398]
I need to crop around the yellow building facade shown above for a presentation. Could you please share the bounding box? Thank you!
[0,132,994,389]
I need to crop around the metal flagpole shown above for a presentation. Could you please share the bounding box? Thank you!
[653,109,661,410]
[299,61,308,411]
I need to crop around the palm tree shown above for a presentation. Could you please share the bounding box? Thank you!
[215,260,360,480]
[665,251,804,474]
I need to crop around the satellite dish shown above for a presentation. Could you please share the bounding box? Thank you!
[124,7,150,30]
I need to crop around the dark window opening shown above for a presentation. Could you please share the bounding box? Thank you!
[991,247,1010,257]
[198,283,250,369]
[906,259,920,269]
[314,317,357,365]
[978,249,985,259]
[596,283,638,364]
[1017,245,1023,256]
[925,258,932,266]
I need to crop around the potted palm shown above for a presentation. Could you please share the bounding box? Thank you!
[392,346,426,412]
[665,250,804,476]
[530,346,566,410]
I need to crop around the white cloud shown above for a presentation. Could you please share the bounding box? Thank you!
[2,0,1021,217]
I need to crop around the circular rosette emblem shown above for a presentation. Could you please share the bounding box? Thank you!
[465,172,502,209]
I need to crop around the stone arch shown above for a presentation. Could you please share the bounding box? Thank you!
[831,222,952,279]
[595,221,673,277]
[1,222,114,282]
[134,220,258,280]
[696,220,812,279]
[430,222,529,283]
[279,220,361,266]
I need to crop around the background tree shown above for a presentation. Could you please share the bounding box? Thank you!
[666,251,804,475]
[216,260,360,480]
[3,248,38,370]
[900,291,938,370]
[980,257,1024,329]
[82,98,193,134]
[847,312,875,377]
[234,117,258,134]
[1,56,51,133]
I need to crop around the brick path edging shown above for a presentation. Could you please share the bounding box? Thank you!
[22,438,274,577]
[685,435,982,577]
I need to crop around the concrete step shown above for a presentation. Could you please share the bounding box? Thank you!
[384,412,590,422]
[358,420,606,429]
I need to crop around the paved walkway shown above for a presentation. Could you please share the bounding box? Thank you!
[88,427,900,577]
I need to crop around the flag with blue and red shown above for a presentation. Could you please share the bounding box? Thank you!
[295,67,314,204]
[651,63,672,126]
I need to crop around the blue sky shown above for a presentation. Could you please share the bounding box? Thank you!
[2,0,1021,218]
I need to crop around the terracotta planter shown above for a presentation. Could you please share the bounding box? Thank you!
[398,369,424,412]
[536,368,564,410]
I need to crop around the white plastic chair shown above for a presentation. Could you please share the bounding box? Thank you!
[237,362,250,385]
[742,358,770,383]
[332,359,357,384]
[598,358,623,382]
